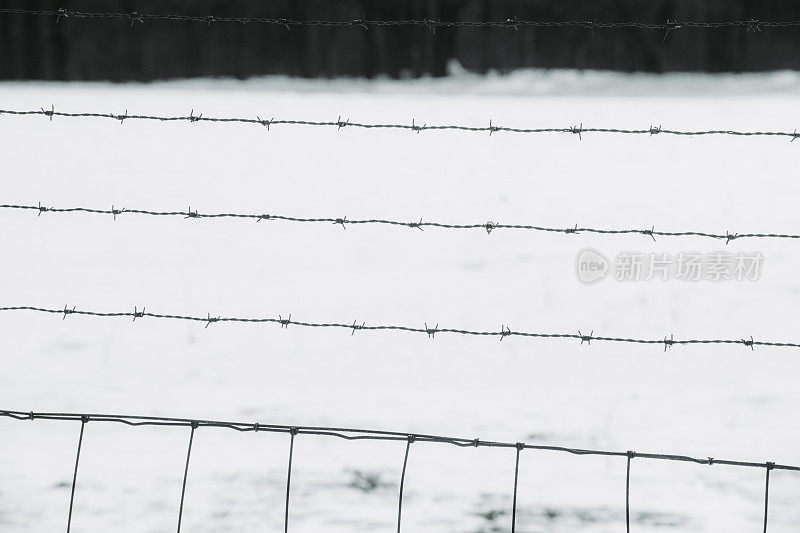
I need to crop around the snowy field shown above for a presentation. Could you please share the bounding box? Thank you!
[2,69,800,533]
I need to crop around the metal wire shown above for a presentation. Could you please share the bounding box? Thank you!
[0,8,795,34]
[2,410,797,472]
[1,107,797,141]
[0,305,797,351]
[1,409,797,533]
[764,463,774,533]
[66,417,87,533]
[6,202,800,243]
[285,429,297,533]
[511,444,522,533]
[626,452,634,533]
[396,436,413,533]
[176,423,196,533]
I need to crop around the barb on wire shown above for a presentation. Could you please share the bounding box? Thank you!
[743,336,755,351]
[664,334,675,351]
[1,305,799,350]
[205,313,219,329]
[351,320,365,335]
[41,105,54,122]
[2,8,800,33]
[4,203,800,243]
[1,107,798,141]
[424,322,438,339]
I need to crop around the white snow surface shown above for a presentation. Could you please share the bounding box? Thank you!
[1,69,800,533]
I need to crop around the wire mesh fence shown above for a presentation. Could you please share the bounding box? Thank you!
[0,410,794,533]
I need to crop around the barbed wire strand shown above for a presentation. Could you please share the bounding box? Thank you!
[1,305,798,351]
[1,410,796,532]
[66,416,87,533]
[7,202,800,243]
[0,8,796,34]
[1,108,798,141]
[285,429,297,533]
[397,436,413,533]
[176,423,196,533]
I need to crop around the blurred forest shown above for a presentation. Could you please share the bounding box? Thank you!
[2,0,800,80]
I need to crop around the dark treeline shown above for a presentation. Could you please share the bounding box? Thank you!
[1,0,800,81]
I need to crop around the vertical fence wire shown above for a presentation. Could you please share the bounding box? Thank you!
[397,435,415,533]
[66,416,88,533]
[511,443,523,533]
[626,451,635,533]
[285,428,297,533]
[176,422,197,533]
[764,462,774,533]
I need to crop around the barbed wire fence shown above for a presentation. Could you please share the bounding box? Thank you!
[2,6,799,532]
[1,8,798,34]
[1,107,798,141]
[4,202,800,243]
[0,305,796,350]
[0,410,794,533]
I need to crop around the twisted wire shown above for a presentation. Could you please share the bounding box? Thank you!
[2,410,797,472]
[0,8,795,34]
[6,203,800,243]
[1,107,797,141]
[0,305,797,350]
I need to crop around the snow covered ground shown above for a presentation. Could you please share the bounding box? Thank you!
[1,69,800,533]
